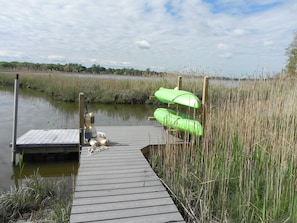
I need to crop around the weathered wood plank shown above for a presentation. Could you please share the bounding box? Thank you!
[75,179,162,192]
[75,171,156,181]
[72,185,167,200]
[74,167,154,176]
[75,174,158,186]
[72,190,170,206]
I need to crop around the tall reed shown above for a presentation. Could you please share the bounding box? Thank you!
[152,78,297,222]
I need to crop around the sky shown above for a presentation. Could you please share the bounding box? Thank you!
[0,0,297,77]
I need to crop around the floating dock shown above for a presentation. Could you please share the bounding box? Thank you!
[70,125,185,223]
[14,129,79,154]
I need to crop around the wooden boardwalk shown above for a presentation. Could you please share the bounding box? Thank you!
[15,129,79,154]
[70,125,185,223]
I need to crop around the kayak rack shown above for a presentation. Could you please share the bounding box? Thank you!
[149,75,209,137]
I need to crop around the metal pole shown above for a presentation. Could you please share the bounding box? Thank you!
[11,74,19,164]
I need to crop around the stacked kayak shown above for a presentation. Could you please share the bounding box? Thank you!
[153,87,203,136]
[154,108,203,136]
[154,87,201,109]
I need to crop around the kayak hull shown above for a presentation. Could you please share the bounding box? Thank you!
[153,108,203,136]
[154,87,201,109]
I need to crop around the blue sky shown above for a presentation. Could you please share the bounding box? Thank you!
[204,0,282,15]
[0,0,296,77]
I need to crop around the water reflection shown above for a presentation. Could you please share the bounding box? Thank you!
[89,103,158,126]
[12,157,79,189]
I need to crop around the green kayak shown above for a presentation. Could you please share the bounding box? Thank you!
[154,87,201,109]
[153,108,203,136]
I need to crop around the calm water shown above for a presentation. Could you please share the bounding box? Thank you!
[0,86,157,192]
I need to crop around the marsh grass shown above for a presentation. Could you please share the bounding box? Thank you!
[0,72,204,104]
[0,171,71,222]
[151,78,297,222]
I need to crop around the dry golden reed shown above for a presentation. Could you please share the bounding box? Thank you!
[152,78,297,222]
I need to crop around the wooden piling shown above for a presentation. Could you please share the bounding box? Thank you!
[202,76,209,131]
[177,76,182,90]
[11,74,19,164]
[79,93,84,153]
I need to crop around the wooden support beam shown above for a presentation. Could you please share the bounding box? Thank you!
[202,76,209,131]
[177,76,182,90]
[166,129,179,134]
[11,74,19,165]
[79,93,85,154]
[167,103,177,108]
[149,95,157,100]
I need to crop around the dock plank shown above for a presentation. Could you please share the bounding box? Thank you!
[70,125,185,223]
[72,185,167,200]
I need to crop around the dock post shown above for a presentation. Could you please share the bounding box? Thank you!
[177,76,182,90]
[202,76,209,132]
[11,74,19,165]
[79,93,85,157]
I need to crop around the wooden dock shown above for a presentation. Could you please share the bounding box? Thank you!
[70,125,185,223]
[15,129,79,154]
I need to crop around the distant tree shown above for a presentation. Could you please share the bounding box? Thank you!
[99,66,106,73]
[91,64,101,74]
[145,68,151,75]
[286,32,297,76]
[78,64,87,72]
[0,62,12,69]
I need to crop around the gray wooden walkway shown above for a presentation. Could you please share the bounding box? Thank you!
[70,125,185,223]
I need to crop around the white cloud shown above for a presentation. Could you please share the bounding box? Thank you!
[0,50,24,58]
[217,43,229,50]
[135,40,151,49]
[263,40,274,47]
[47,55,65,60]
[102,60,132,67]
[219,52,232,59]
[232,29,246,36]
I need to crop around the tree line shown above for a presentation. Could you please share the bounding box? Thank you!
[0,61,163,76]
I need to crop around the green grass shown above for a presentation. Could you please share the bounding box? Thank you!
[150,77,297,222]
[0,171,72,222]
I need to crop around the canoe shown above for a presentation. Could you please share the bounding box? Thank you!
[154,87,201,109]
[154,108,203,136]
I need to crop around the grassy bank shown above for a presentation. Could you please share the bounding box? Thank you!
[149,77,297,222]
[0,72,205,104]
[0,172,72,222]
